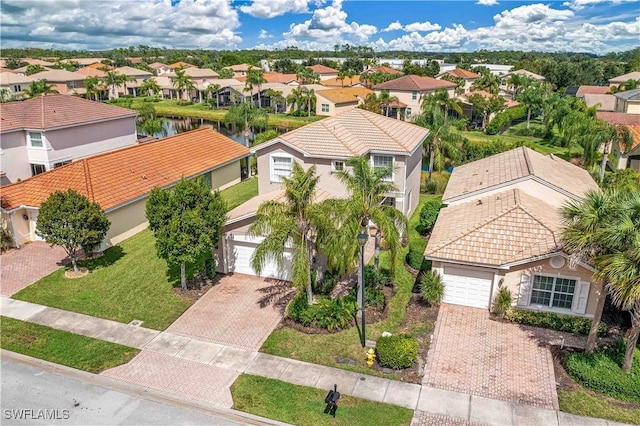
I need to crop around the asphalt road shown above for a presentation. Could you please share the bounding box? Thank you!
[1,352,279,425]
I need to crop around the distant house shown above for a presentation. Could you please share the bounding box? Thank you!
[12,65,53,75]
[28,69,87,95]
[572,86,615,111]
[314,87,372,116]
[503,69,545,82]
[226,64,256,78]
[148,62,171,75]
[363,66,403,75]
[372,74,456,120]
[62,58,107,68]
[0,94,138,184]
[597,111,640,171]
[75,67,108,79]
[436,68,480,93]
[168,61,194,70]
[613,88,640,114]
[608,71,640,88]
[425,147,601,317]
[1,128,250,249]
[113,66,154,96]
[306,64,339,80]
[218,109,427,279]
[321,75,362,88]
[0,72,35,98]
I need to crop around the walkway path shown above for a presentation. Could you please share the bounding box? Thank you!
[0,242,67,297]
[0,297,629,426]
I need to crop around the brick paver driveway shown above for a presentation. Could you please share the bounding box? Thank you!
[0,242,68,297]
[166,273,289,351]
[423,304,558,410]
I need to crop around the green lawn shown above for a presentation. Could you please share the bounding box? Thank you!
[12,230,191,330]
[559,390,640,425]
[0,317,139,373]
[220,177,258,210]
[231,374,413,426]
[260,195,436,377]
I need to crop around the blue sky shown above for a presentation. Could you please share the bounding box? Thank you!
[1,0,638,53]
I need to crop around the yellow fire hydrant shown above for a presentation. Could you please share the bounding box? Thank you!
[366,348,376,367]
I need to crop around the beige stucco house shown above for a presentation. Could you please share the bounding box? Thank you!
[608,71,640,88]
[0,72,35,99]
[436,68,480,94]
[29,69,87,96]
[217,109,428,280]
[596,111,640,171]
[373,75,456,120]
[425,147,602,318]
[314,87,372,116]
[1,128,250,249]
[0,94,138,184]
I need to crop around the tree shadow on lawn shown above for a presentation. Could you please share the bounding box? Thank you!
[77,246,125,271]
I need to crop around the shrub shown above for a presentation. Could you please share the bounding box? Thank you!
[564,340,640,402]
[420,271,444,306]
[313,270,339,295]
[492,287,512,317]
[349,286,385,310]
[286,293,356,331]
[504,308,608,336]
[287,293,311,324]
[417,199,442,235]
[460,138,519,164]
[405,241,426,270]
[376,334,419,369]
[364,265,391,289]
[204,257,216,279]
[422,172,450,195]
[486,106,527,135]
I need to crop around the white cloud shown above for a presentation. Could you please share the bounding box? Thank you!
[563,0,636,10]
[258,29,273,39]
[493,4,573,28]
[404,21,442,32]
[0,0,241,49]
[239,0,310,19]
[476,0,498,5]
[382,21,403,32]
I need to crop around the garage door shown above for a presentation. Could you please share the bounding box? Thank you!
[226,236,293,281]
[442,266,493,309]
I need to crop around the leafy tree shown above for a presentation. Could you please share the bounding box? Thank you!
[322,156,407,275]
[250,163,324,305]
[224,99,268,144]
[136,103,164,136]
[467,93,505,131]
[272,58,299,74]
[25,64,46,75]
[217,67,233,79]
[471,72,501,95]
[36,190,110,273]
[172,67,196,101]
[601,168,640,193]
[83,76,101,101]
[0,88,11,103]
[516,84,544,129]
[296,67,320,84]
[204,83,221,109]
[422,88,463,120]
[24,79,59,97]
[145,178,227,291]
[102,71,127,99]
[440,74,465,95]
[139,77,161,97]
[505,73,532,97]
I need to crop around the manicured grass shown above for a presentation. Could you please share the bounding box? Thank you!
[220,177,258,210]
[12,230,191,330]
[0,317,139,373]
[260,195,435,377]
[231,374,413,426]
[458,128,545,145]
[558,389,640,425]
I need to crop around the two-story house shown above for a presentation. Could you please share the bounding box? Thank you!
[0,94,138,184]
[436,68,480,94]
[424,147,602,319]
[0,72,35,99]
[217,109,428,279]
[29,69,87,95]
[314,87,372,116]
[613,89,640,114]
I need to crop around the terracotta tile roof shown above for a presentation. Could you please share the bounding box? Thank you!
[321,75,362,87]
[75,67,107,78]
[114,66,153,77]
[85,62,112,70]
[425,189,561,266]
[0,94,137,133]
[254,108,428,158]
[462,90,520,108]
[373,75,456,91]
[315,87,372,104]
[627,124,640,151]
[0,128,249,211]
[366,66,402,75]
[441,68,480,79]
[609,71,640,84]
[148,62,169,69]
[169,62,194,69]
[29,69,86,82]
[576,86,611,97]
[596,111,640,126]
[228,64,253,71]
[0,72,36,85]
[442,146,598,203]
[307,64,338,74]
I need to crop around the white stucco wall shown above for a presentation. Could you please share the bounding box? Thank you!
[0,131,32,184]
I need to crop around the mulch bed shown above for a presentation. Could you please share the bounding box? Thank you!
[173,272,222,303]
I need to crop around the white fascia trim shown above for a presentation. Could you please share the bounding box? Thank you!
[251,138,309,157]
[501,251,596,272]
[424,256,504,270]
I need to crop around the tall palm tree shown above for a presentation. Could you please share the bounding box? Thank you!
[302,87,316,117]
[471,72,501,95]
[265,88,284,114]
[422,88,463,120]
[506,73,532,97]
[322,156,407,276]
[140,77,161,97]
[415,106,464,182]
[102,71,127,99]
[596,190,640,373]
[204,83,221,108]
[250,163,323,305]
[245,66,266,107]
[172,68,196,101]
[379,90,400,117]
[24,79,59,97]
[83,76,100,101]
[287,87,305,115]
[516,84,544,129]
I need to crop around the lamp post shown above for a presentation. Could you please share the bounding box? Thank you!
[357,232,368,347]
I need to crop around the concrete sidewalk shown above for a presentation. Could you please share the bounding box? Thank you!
[0,297,630,426]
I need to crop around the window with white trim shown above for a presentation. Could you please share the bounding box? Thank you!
[30,163,46,176]
[411,91,417,100]
[13,85,21,92]
[372,154,394,181]
[28,132,43,148]
[54,160,71,168]
[321,104,330,113]
[530,275,576,309]
[69,81,77,89]
[406,107,412,116]
[270,155,292,182]
[331,160,345,172]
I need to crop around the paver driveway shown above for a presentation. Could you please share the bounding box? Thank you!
[166,273,290,351]
[0,242,67,297]
[423,304,558,410]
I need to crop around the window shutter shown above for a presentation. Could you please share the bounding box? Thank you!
[517,274,532,306]
[572,281,590,314]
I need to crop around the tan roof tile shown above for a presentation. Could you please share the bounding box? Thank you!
[609,71,640,84]
[373,74,456,91]
[321,75,362,87]
[29,69,86,82]
[366,66,402,75]
[75,67,107,78]
[114,66,153,77]
[1,128,249,211]
[316,87,372,104]
[425,189,561,266]
[596,111,640,126]
[442,146,598,203]
[441,68,480,79]
[307,64,338,74]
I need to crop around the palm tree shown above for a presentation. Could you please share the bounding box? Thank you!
[322,156,407,275]
[379,90,400,117]
[415,106,464,182]
[516,84,544,129]
[102,71,127,99]
[172,68,196,101]
[204,83,221,108]
[265,88,284,114]
[287,87,305,115]
[506,73,532,97]
[296,67,320,84]
[139,77,161,97]
[422,88,463,120]
[83,76,100,101]
[24,79,59,97]
[301,87,316,117]
[471,72,501,95]
[596,190,640,373]
[337,70,346,87]
[250,163,323,305]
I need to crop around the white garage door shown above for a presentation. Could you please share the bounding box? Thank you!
[226,236,293,281]
[442,266,493,309]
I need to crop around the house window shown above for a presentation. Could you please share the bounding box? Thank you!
[372,154,394,181]
[411,91,417,100]
[321,104,330,113]
[30,164,47,176]
[271,155,292,182]
[202,171,212,189]
[406,107,412,116]
[69,81,77,89]
[530,275,576,309]
[331,160,345,172]
[382,197,395,207]
[28,132,43,148]
[53,160,71,168]
[13,85,21,92]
